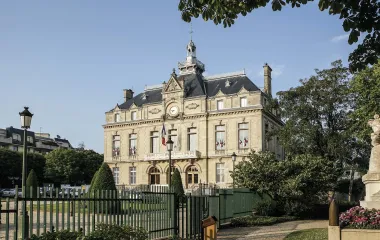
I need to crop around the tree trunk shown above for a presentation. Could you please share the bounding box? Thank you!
[348,169,354,202]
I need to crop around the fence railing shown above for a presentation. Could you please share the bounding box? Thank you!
[0,187,261,239]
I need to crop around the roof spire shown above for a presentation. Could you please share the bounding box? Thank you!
[189,22,193,41]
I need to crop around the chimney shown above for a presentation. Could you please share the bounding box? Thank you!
[263,63,272,96]
[123,89,134,102]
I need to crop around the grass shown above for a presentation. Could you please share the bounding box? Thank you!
[284,228,328,240]
[230,215,298,227]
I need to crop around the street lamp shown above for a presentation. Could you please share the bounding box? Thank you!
[231,152,237,189]
[19,106,33,240]
[166,136,174,188]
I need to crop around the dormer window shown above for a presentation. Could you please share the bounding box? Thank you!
[27,136,33,143]
[225,80,231,87]
[114,113,121,122]
[142,93,147,100]
[131,111,137,121]
[240,97,247,107]
[217,100,224,110]
[12,133,21,141]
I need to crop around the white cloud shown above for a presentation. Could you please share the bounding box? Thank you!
[331,34,349,43]
[257,64,285,78]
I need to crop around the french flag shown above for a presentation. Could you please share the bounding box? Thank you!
[161,124,166,146]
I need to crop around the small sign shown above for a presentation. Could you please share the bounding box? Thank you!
[202,216,218,240]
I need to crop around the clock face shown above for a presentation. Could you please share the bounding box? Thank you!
[169,106,179,116]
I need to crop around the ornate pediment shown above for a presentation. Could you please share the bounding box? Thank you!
[165,76,182,92]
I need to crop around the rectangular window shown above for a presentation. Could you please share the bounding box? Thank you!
[12,134,21,141]
[27,136,33,143]
[240,97,248,107]
[129,167,136,185]
[114,113,121,122]
[215,125,226,150]
[217,100,224,110]
[129,134,137,155]
[150,131,159,153]
[216,163,224,183]
[169,129,178,151]
[265,123,269,150]
[112,167,119,185]
[238,123,249,149]
[131,111,137,121]
[188,128,197,151]
[112,135,120,157]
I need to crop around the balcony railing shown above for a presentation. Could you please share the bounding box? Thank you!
[0,136,12,144]
[35,141,58,150]
[144,150,201,161]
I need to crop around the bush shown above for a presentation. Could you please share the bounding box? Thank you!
[339,206,380,229]
[255,199,277,216]
[84,223,147,240]
[30,230,82,240]
[26,169,38,198]
[230,215,298,227]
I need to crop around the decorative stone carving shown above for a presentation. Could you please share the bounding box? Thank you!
[149,108,161,114]
[186,103,200,110]
[361,114,380,208]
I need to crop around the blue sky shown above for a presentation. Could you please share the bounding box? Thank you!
[0,1,357,153]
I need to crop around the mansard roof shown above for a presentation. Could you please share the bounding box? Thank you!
[116,72,261,110]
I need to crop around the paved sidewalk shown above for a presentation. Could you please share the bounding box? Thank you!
[217,220,328,240]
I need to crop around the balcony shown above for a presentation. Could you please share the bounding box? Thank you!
[35,141,59,150]
[144,151,201,161]
[0,136,12,145]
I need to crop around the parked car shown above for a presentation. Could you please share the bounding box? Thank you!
[2,189,15,197]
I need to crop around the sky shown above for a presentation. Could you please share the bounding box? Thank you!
[0,1,358,153]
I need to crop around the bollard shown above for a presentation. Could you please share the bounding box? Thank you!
[329,199,339,226]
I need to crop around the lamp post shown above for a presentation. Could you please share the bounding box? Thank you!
[231,152,237,189]
[166,136,174,189]
[19,106,33,240]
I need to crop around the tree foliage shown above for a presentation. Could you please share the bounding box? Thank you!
[178,0,380,72]
[91,163,117,192]
[232,151,337,214]
[44,148,103,186]
[26,169,39,197]
[276,60,357,170]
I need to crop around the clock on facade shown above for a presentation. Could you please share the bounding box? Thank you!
[169,106,179,117]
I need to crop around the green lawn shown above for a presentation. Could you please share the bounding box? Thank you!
[285,228,327,240]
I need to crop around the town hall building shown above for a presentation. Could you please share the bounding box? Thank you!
[103,40,284,191]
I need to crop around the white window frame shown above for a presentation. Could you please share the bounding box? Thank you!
[217,100,224,110]
[187,128,197,151]
[216,163,225,183]
[129,133,137,156]
[215,125,226,150]
[131,111,137,121]
[112,135,120,157]
[129,166,136,185]
[238,123,249,149]
[114,113,121,122]
[150,131,159,153]
[240,97,248,107]
[112,167,119,185]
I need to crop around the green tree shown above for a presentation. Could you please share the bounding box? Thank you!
[91,163,116,192]
[27,152,46,183]
[232,151,336,215]
[44,148,103,185]
[178,0,380,72]
[171,168,185,199]
[26,169,39,197]
[276,60,353,173]
[88,170,99,194]
[0,148,21,188]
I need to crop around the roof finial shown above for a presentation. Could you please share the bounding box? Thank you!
[189,22,193,41]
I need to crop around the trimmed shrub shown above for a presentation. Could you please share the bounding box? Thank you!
[171,168,184,198]
[88,170,99,194]
[255,199,277,216]
[26,169,38,198]
[231,215,298,227]
[84,223,147,240]
[30,230,82,240]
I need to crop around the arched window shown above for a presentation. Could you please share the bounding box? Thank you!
[186,165,199,188]
[149,167,160,185]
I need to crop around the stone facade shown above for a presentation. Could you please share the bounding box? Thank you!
[103,40,284,190]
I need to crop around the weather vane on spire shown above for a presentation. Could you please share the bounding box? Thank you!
[189,22,193,41]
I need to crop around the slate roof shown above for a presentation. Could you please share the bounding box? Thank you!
[6,126,35,144]
[116,72,261,110]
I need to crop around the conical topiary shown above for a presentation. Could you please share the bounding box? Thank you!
[88,170,99,194]
[26,169,38,198]
[171,168,184,199]
[91,163,117,192]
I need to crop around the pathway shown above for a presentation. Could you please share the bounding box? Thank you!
[217,220,328,240]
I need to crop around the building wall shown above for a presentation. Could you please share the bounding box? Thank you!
[104,81,284,189]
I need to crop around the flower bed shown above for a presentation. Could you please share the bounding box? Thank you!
[339,206,380,229]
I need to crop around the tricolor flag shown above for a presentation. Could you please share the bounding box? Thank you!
[161,124,166,146]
